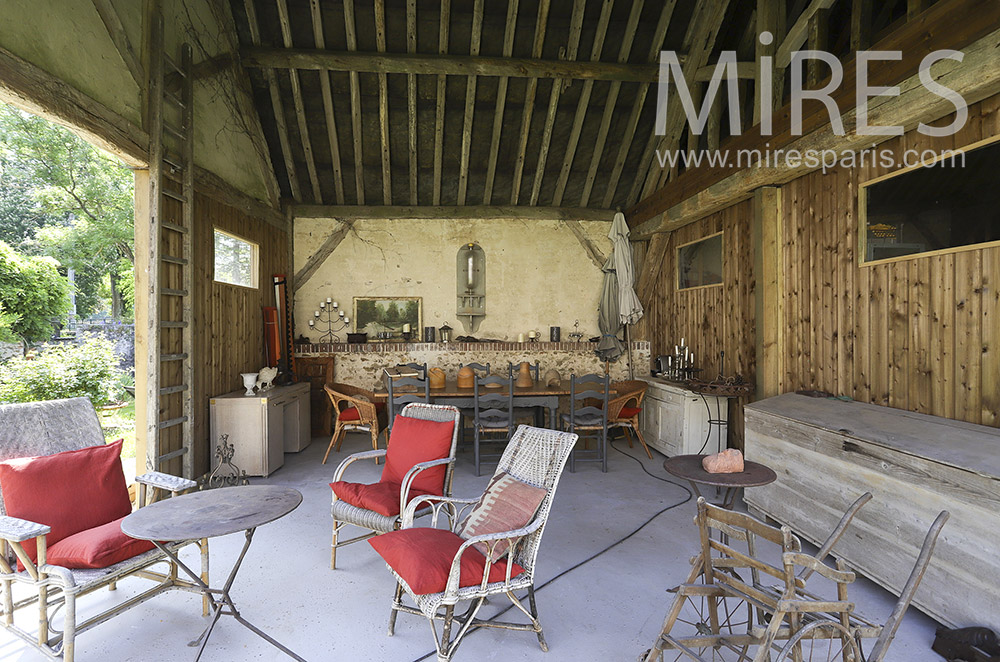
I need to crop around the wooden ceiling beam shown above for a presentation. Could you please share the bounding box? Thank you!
[375,0,392,204]
[481,0,519,204]
[277,0,322,204]
[343,0,365,204]
[309,0,345,204]
[551,0,615,207]
[244,0,301,201]
[91,0,144,88]
[432,0,451,205]
[578,0,645,207]
[601,0,677,209]
[851,0,873,50]
[406,0,418,205]
[291,205,617,222]
[509,0,551,205]
[457,0,485,206]
[529,0,586,206]
[240,47,672,83]
[775,0,838,69]
[563,220,608,269]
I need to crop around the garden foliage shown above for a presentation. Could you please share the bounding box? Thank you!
[0,338,122,406]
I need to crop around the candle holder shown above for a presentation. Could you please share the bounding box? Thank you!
[309,300,350,343]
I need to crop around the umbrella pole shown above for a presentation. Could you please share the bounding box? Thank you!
[625,324,634,380]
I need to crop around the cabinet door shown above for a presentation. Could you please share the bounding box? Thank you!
[264,400,285,475]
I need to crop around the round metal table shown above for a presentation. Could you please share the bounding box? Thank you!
[663,454,776,509]
[122,485,303,661]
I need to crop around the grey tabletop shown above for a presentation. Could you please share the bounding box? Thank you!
[121,485,302,542]
[663,455,777,489]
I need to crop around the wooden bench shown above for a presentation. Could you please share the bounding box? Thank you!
[0,397,208,661]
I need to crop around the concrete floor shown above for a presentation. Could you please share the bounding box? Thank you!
[0,432,943,662]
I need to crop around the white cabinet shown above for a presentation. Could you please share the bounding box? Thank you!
[209,382,311,477]
[639,377,727,457]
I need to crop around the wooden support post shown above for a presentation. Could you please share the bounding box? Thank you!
[754,186,785,399]
[807,9,830,89]
[754,0,786,126]
[563,220,607,269]
[907,0,927,20]
[134,167,152,477]
[310,0,345,204]
[92,0,144,88]
[851,0,872,51]
[482,0,519,204]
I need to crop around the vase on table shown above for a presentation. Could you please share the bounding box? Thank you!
[516,361,534,388]
[241,372,259,396]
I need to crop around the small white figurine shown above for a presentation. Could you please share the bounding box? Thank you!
[256,366,278,391]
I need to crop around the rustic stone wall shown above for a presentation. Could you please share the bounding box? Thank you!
[296,341,651,391]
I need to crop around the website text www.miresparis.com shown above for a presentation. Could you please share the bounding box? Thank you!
[654,145,966,175]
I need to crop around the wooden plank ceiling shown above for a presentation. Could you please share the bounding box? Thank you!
[229,0,762,211]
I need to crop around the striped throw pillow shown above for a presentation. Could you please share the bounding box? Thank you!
[459,472,547,559]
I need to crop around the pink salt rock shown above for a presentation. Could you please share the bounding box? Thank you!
[702,449,745,474]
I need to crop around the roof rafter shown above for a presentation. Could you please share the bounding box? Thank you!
[432,0,451,205]
[406,0,418,204]
[343,0,365,204]
[375,0,392,204]
[309,0,345,204]
[510,0,551,205]
[482,0,520,204]
[457,0,484,205]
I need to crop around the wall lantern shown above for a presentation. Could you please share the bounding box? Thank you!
[457,242,486,333]
[438,322,453,343]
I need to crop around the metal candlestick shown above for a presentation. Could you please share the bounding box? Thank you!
[309,300,350,343]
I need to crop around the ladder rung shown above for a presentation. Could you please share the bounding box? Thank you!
[158,416,188,430]
[162,288,188,297]
[162,221,188,234]
[159,384,189,395]
[157,448,188,463]
[165,89,185,108]
[161,255,188,265]
[163,153,184,171]
[161,353,189,362]
[160,320,188,329]
[163,122,184,141]
[164,54,183,76]
[163,188,189,203]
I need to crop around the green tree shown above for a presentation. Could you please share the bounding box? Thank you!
[0,103,133,319]
[0,241,70,346]
[0,338,122,406]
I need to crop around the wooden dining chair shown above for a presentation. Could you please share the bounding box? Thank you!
[387,376,430,433]
[562,373,609,472]
[472,374,514,476]
[607,379,651,459]
[395,362,427,379]
[460,362,490,376]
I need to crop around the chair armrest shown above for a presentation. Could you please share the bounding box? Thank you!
[607,390,641,420]
[402,494,479,528]
[399,458,456,514]
[332,449,388,482]
[784,552,856,584]
[441,518,546,599]
[135,472,197,494]
[0,516,50,543]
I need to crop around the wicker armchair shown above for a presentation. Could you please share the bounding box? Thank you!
[378,425,578,661]
[607,380,652,459]
[324,383,389,464]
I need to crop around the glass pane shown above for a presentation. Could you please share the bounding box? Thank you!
[677,234,723,290]
[864,142,1000,262]
[213,229,256,287]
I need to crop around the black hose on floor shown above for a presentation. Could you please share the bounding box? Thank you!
[408,441,694,662]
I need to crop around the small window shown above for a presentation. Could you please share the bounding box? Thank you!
[213,229,258,288]
[861,140,1000,263]
[677,233,723,290]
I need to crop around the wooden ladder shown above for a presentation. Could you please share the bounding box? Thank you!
[144,12,195,479]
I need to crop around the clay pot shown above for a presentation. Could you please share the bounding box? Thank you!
[543,368,562,387]
[428,367,446,389]
[457,366,475,389]
[515,361,534,388]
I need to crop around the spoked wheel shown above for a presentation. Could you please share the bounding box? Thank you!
[775,622,862,662]
[655,585,756,662]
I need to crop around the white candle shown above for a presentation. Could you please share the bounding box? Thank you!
[681,337,686,346]
[402,323,411,333]
[344,316,350,323]
[333,301,338,308]
[518,333,525,343]
[326,297,332,303]
[314,311,320,318]
[320,301,325,309]
[339,310,344,317]
[675,345,679,354]
[691,353,695,364]
[528,330,536,339]
[308,320,314,327]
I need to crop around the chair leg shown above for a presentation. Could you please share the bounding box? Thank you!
[331,518,339,569]
[63,591,76,662]
[200,538,210,616]
[622,425,635,448]
[473,426,481,477]
[526,585,548,652]
[601,426,608,473]
[387,580,404,635]
[323,424,343,464]
[436,605,456,662]
[631,418,653,459]
[370,426,381,465]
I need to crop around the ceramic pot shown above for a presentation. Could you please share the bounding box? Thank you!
[515,361,534,388]
[457,366,475,389]
[543,368,562,387]
[429,367,446,389]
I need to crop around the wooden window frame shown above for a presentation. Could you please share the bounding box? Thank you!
[676,231,725,292]
[213,227,259,289]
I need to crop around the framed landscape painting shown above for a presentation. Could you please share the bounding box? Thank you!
[353,297,422,340]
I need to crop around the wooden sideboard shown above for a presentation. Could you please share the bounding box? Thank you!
[639,377,728,457]
[209,382,311,477]
[744,393,1000,632]
[296,356,334,435]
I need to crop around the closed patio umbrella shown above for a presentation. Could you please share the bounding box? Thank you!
[596,254,625,362]
[596,212,643,369]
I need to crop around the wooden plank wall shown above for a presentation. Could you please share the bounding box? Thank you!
[781,93,1000,428]
[173,192,287,477]
[643,199,757,447]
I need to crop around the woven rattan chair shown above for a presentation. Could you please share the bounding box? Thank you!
[323,383,388,464]
[607,379,651,459]
[329,403,460,569]
[380,425,578,662]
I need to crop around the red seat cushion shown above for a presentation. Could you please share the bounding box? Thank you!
[0,439,132,563]
[618,406,642,418]
[330,481,436,517]
[369,527,524,595]
[339,407,362,422]
[47,517,155,569]
[381,415,455,495]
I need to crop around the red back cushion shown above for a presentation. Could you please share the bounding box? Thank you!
[0,439,132,562]
[369,527,523,595]
[380,415,454,494]
[330,481,436,517]
[48,517,154,569]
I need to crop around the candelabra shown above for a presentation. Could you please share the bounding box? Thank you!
[663,337,697,381]
[309,298,350,343]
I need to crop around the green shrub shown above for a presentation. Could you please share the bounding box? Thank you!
[0,338,122,406]
[0,241,70,344]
